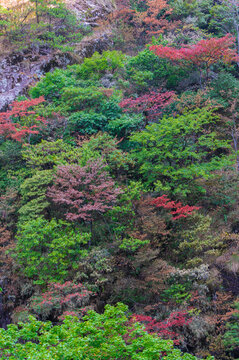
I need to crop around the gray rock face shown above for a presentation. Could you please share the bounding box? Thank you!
[0,0,114,111]
[0,48,73,111]
[65,0,115,23]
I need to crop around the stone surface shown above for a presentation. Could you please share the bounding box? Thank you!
[0,0,115,110]
[0,48,72,110]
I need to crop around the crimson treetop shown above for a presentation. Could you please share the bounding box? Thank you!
[0,96,46,142]
[150,34,238,74]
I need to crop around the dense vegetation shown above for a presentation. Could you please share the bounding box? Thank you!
[0,0,239,359]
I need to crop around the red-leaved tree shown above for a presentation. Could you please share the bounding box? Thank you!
[150,34,238,80]
[151,195,200,220]
[119,91,176,122]
[30,281,95,321]
[47,160,121,222]
[131,311,191,345]
[0,96,46,142]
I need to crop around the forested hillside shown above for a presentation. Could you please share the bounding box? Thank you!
[0,0,239,359]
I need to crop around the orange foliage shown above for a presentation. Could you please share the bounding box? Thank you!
[136,0,179,35]
[134,196,170,243]
[112,0,180,43]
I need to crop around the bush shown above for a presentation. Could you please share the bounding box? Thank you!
[61,86,108,112]
[161,283,192,304]
[107,113,144,138]
[30,68,80,102]
[210,72,239,108]
[119,236,150,253]
[80,133,135,177]
[76,50,125,80]
[67,111,108,135]
[125,48,189,91]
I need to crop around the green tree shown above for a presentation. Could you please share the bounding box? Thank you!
[0,303,213,359]
[80,133,135,178]
[12,217,90,284]
[175,213,224,267]
[22,139,97,170]
[130,108,231,196]
[210,0,239,60]
[75,50,125,80]
[2,0,86,50]
[29,67,80,102]
[18,170,53,224]
[125,47,188,91]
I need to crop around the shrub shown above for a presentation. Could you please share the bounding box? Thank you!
[125,48,189,91]
[61,86,108,112]
[119,236,150,253]
[0,97,46,143]
[75,247,113,292]
[76,50,125,80]
[151,195,200,220]
[30,68,80,102]
[107,113,144,138]
[119,91,176,122]
[78,133,135,178]
[67,111,108,135]
[131,311,192,345]
[210,72,239,108]
[161,283,192,304]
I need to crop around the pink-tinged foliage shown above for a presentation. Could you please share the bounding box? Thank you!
[131,311,191,345]
[150,34,238,71]
[31,281,94,321]
[151,195,200,220]
[131,311,192,345]
[0,97,46,142]
[119,91,176,121]
[47,160,121,221]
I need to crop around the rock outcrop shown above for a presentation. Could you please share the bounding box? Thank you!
[0,0,115,110]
